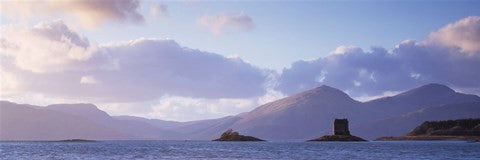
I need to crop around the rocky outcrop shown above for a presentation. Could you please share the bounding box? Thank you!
[309,119,367,142]
[213,129,264,141]
[377,118,480,141]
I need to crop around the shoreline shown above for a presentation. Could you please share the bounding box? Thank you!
[376,136,480,141]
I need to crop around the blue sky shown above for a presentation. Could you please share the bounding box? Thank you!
[3,1,478,70]
[71,1,480,71]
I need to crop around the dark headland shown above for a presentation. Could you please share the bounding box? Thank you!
[309,119,367,142]
[377,118,480,141]
[213,129,265,141]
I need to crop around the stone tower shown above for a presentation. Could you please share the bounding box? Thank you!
[333,119,350,136]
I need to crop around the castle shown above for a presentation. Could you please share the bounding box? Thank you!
[333,119,350,136]
[309,118,366,141]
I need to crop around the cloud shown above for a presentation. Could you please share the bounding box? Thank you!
[329,45,363,55]
[99,89,284,122]
[1,21,269,102]
[354,91,403,102]
[198,12,254,35]
[80,75,98,84]
[1,0,144,28]
[91,38,269,101]
[2,16,480,121]
[0,68,20,92]
[426,16,480,55]
[150,3,169,18]
[1,20,96,73]
[277,17,480,98]
[147,95,256,121]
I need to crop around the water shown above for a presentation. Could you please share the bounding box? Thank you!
[1,141,479,160]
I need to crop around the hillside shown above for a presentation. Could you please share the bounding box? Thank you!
[408,118,480,136]
[221,84,480,140]
[1,83,479,140]
[364,83,480,118]
[0,101,180,140]
[0,101,127,140]
[376,118,480,141]
[227,85,376,140]
[354,102,480,139]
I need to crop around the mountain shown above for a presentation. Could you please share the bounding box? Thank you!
[0,101,127,140]
[1,83,479,140]
[46,103,181,139]
[0,101,180,140]
[177,84,480,140]
[226,85,375,140]
[112,115,182,130]
[364,83,480,118]
[356,102,480,139]
[46,103,112,123]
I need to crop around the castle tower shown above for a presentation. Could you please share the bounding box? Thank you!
[333,119,350,136]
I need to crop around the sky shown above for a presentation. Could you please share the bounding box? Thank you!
[1,0,480,121]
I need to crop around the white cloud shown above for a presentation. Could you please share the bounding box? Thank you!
[1,0,144,28]
[99,90,285,122]
[257,89,285,105]
[426,16,480,55]
[80,76,98,84]
[198,12,254,35]
[329,45,363,55]
[354,91,403,102]
[0,92,84,107]
[277,17,480,98]
[96,95,258,122]
[410,72,421,79]
[353,80,362,87]
[2,16,480,122]
[1,21,270,102]
[0,68,20,93]
[315,70,327,83]
[1,20,96,73]
[148,95,256,121]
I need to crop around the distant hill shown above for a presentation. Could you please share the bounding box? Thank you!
[0,101,127,140]
[112,115,182,130]
[408,118,480,136]
[356,102,480,139]
[227,85,376,140]
[0,101,180,140]
[168,84,480,140]
[376,118,480,141]
[364,83,480,118]
[1,83,479,140]
[191,83,480,140]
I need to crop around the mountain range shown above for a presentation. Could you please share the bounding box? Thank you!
[1,83,479,140]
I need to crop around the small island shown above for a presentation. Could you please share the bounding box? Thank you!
[309,119,367,142]
[213,129,265,141]
[377,118,480,141]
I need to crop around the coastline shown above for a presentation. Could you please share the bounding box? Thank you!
[376,136,480,141]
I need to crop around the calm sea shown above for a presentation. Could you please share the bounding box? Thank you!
[1,141,479,159]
